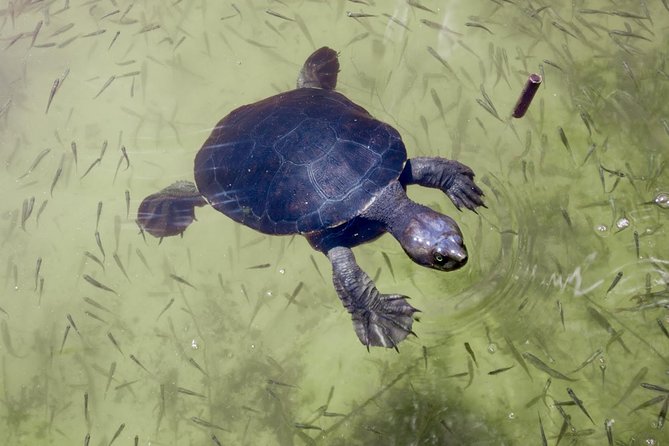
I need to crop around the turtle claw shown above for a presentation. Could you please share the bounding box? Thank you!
[444,168,485,212]
[350,293,419,349]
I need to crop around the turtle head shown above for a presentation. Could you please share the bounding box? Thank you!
[399,210,467,272]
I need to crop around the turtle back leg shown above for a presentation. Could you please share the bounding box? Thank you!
[399,157,485,211]
[297,47,340,90]
[137,181,207,238]
[326,246,418,349]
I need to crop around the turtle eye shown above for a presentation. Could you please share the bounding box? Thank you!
[433,253,445,264]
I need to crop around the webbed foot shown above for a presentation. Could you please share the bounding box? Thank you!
[441,160,485,211]
[137,181,207,238]
[328,247,419,349]
[297,47,340,91]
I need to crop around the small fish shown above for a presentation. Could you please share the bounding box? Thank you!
[135,248,151,272]
[659,395,669,429]
[84,392,89,423]
[112,146,130,183]
[538,414,547,446]
[66,314,81,337]
[112,253,130,282]
[82,29,106,38]
[657,319,669,339]
[284,282,303,308]
[84,433,90,446]
[422,345,428,369]
[267,379,299,388]
[420,19,461,35]
[19,148,51,179]
[408,0,436,13]
[641,382,669,393]
[613,366,647,407]
[488,365,514,375]
[628,395,666,414]
[504,336,532,379]
[49,155,64,196]
[94,76,115,99]
[464,342,478,367]
[84,251,105,271]
[84,311,107,324]
[129,354,151,374]
[136,24,160,34]
[567,387,594,424]
[265,9,294,21]
[45,78,60,114]
[557,127,573,158]
[95,202,103,231]
[100,9,120,19]
[114,379,140,391]
[177,387,206,398]
[157,298,174,320]
[95,231,106,260]
[383,13,410,31]
[83,296,112,314]
[294,423,322,431]
[104,361,117,394]
[21,197,35,230]
[634,231,640,258]
[170,273,196,289]
[50,23,75,37]
[551,21,578,39]
[34,257,42,291]
[125,190,131,219]
[83,274,117,294]
[191,417,228,431]
[346,11,376,18]
[188,357,208,376]
[570,348,602,373]
[247,263,270,269]
[309,254,324,282]
[465,22,493,34]
[211,434,222,446]
[30,20,43,47]
[59,325,71,352]
[426,46,456,76]
[35,200,49,227]
[70,141,78,166]
[606,271,623,294]
[476,98,503,122]
[80,158,101,179]
[109,31,120,49]
[429,88,446,123]
[107,331,124,355]
[109,423,125,446]
[522,352,576,381]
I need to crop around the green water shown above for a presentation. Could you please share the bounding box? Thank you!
[1,0,668,444]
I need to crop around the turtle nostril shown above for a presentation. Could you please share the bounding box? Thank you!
[444,235,467,264]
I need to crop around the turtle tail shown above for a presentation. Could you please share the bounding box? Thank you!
[136,181,207,238]
[297,47,340,90]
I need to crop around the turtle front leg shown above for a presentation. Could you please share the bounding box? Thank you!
[137,181,207,238]
[399,157,485,211]
[327,246,418,349]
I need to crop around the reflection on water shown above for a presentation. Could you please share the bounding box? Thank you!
[1,0,668,444]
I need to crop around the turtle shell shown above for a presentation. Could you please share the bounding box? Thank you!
[193,87,407,235]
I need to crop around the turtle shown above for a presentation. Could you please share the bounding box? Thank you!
[137,47,484,349]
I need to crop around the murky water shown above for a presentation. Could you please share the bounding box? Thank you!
[1,0,668,445]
